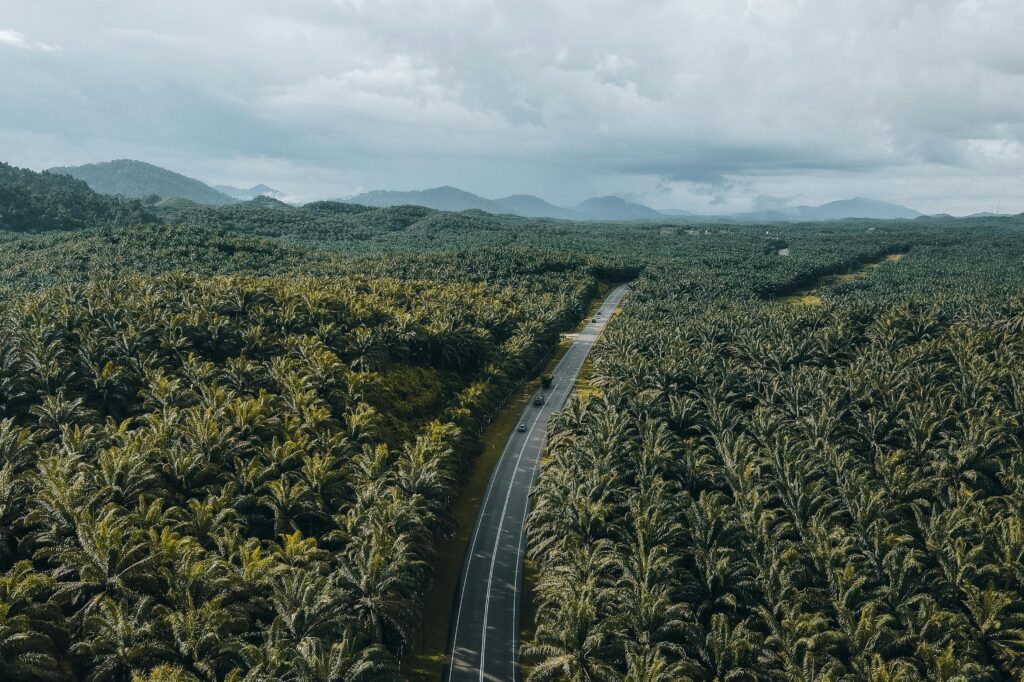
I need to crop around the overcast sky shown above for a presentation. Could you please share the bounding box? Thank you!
[2,0,1023,214]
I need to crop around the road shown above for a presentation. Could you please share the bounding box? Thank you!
[446,283,630,682]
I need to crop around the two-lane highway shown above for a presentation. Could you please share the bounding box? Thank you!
[447,284,629,682]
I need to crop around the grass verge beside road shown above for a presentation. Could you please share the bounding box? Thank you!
[401,281,613,681]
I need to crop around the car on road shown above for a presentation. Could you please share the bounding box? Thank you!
[517,423,527,432]
[533,394,544,406]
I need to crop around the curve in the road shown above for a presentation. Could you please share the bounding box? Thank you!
[446,284,630,682]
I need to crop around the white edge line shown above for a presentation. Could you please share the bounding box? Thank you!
[506,338,589,681]
[510,286,627,681]
[448,285,628,682]
[478,365,557,681]
[447,387,539,680]
[448,310,592,679]
[509,347,581,681]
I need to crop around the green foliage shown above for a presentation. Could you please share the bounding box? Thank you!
[0,269,596,679]
[7,156,1024,679]
[0,162,154,233]
[525,222,1024,680]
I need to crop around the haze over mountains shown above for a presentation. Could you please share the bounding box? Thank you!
[48,160,238,206]
[0,161,155,232]
[346,186,664,221]
[44,159,926,221]
[734,198,922,222]
[346,186,921,221]
[215,184,284,201]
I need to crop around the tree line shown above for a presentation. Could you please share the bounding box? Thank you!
[0,270,598,680]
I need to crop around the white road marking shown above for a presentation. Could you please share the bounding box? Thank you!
[447,389,540,681]
[507,291,626,681]
[478,372,553,681]
[509,346,580,682]
[447,286,628,682]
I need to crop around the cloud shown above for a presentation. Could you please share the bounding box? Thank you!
[0,28,61,52]
[255,55,516,150]
[1,1,1024,214]
[752,195,799,212]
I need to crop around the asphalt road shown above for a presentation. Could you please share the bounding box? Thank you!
[446,284,630,682]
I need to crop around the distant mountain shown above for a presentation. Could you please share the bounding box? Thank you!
[348,186,501,213]
[341,188,922,222]
[346,185,669,221]
[214,183,282,201]
[48,160,236,205]
[723,207,804,222]
[732,197,921,222]
[574,196,666,221]
[247,195,293,209]
[492,194,581,220]
[0,161,154,232]
[800,198,921,220]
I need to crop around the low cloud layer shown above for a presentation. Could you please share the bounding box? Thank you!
[2,1,1023,214]
[0,28,61,52]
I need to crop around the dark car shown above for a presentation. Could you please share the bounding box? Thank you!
[517,423,527,432]
[533,394,544,406]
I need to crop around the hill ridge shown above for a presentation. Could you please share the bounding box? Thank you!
[49,159,237,205]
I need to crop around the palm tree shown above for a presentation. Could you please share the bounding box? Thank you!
[687,614,761,681]
[163,594,243,680]
[394,435,454,518]
[0,461,29,567]
[622,643,692,682]
[291,633,398,682]
[93,445,159,507]
[130,665,201,682]
[335,525,424,647]
[167,497,242,551]
[71,597,173,682]
[0,417,34,470]
[267,570,344,647]
[0,561,66,681]
[959,582,1024,672]
[259,476,322,537]
[22,453,92,556]
[522,597,620,682]
[48,506,164,616]
[29,394,95,440]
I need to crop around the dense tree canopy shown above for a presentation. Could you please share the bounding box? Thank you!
[5,158,1024,679]
[0,269,600,680]
[0,163,154,233]
[525,223,1024,680]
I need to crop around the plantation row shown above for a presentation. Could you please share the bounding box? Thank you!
[526,225,1024,680]
[0,269,601,681]
[3,162,1024,680]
